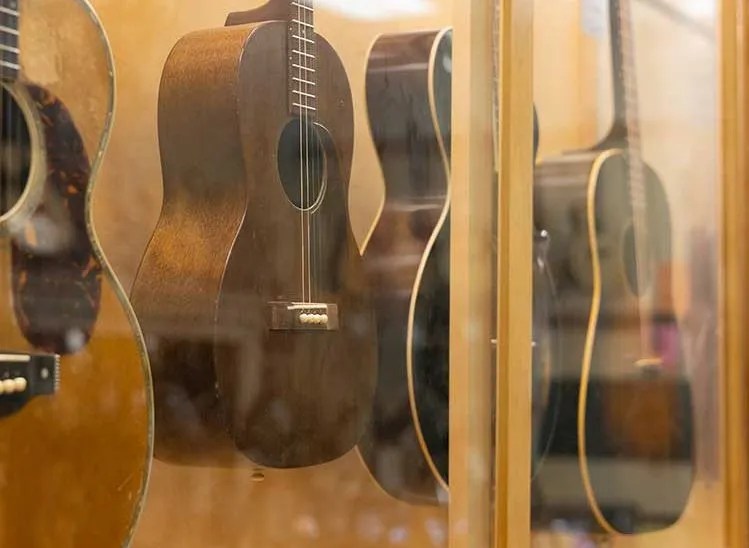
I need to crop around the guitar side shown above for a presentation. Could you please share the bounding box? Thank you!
[131,24,255,465]
[359,29,452,504]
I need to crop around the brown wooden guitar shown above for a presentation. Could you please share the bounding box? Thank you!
[131,0,376,469]
[0,0,152,545]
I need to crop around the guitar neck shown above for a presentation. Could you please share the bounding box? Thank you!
[288,0,317,119]
[614,0,642,154]
[0,0,19,82]
[613,0,657,358]
[600,0,642,153]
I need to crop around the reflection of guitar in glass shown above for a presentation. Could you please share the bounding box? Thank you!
[533,0,694,535]
[358,28,452,505]
[0,0,152,545]
[359,22,561,506]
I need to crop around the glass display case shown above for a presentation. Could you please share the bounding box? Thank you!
[0,0,746,545]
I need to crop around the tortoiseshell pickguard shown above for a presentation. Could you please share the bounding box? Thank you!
[9,84,102,355]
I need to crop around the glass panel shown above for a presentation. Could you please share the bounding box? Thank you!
[532,0,723,544]
[0,0,504,546]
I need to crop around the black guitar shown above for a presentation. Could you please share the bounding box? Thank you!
[359,26,560,505]
[533,0,694,534]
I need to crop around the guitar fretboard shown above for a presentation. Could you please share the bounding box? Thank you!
[0,0,18,81]
[613,0,655,356]
[288,0,317,118]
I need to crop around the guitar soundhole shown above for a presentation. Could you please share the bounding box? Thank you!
[0,87,31,217]
[277,117,325,211]
[622,221,651,296]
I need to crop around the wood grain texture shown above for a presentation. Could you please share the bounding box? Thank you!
[359,29,450,505]
[132,19,377,468]
[0,81,151,547]
[130,24,254,466]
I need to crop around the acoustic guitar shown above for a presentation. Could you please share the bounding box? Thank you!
[0,0,152,545]
[359,26,560,505]
[358,28,452,504]
[533,0,693,534]
[131,0,376,469]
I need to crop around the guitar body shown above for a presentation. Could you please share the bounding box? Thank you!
[359,29,452,504]
[0,2,152,543]
[534,149,693,533]
[132,19,376,468]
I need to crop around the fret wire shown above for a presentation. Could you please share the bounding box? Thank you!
[0,6,18,17]
[293,76,316,86]
[293,34,314,44]
[292,89,315,99]
[0,24,17,36]
[293,102,316,112]
[292,19,313,29]
[0,43,18,53]
[292,63,315,73]
[291,1,312,12]
[292,49,315,59]
[0,59,19,70]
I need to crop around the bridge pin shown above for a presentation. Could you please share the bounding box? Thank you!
[14,377,27,392]
[2,379,15,394]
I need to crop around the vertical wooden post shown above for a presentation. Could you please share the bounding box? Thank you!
[450,0,533,546]
[494,0,534,545]
[722,0,748,544]
[450,0,497,546]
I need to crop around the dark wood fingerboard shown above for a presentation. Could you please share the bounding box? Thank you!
[0,0,18,81]
[287,0,317,118]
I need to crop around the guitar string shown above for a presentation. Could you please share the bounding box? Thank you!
[9,0,15,216]
[309,0,318,302]
[303,0,313,303]
[11,1,17,219]
[1,15,6,216]
[0,5,5,215]
[296,0,306,302]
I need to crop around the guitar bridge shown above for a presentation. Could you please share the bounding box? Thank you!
[0,352,60,418]
[267,302,339,331]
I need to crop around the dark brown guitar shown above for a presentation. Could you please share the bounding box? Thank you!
[360,26,561,505]
[131,0,376,468]
[533,0,693,534]
[0,0,152,545]
[358,29,452,504]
